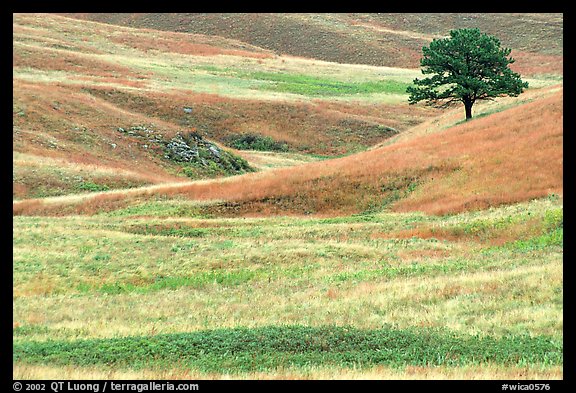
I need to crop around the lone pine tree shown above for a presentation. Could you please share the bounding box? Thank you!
[407,28,528,120]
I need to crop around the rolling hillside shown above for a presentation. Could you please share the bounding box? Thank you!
[14,13,445,200]
[13,87,563,218]
[13,13,563,380]
[13,13,562,201]
[62,13,563,74]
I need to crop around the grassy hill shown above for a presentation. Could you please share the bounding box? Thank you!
[62,13,563,74]
[14,13,447,199]
[14,87,563,218]
[13,14,561,200]
[13,13,563,380]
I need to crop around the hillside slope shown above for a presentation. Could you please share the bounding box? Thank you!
[13,13,440,199]
[13,13,562,206]
[62,13,563,74]
[13,89,563,217]
[12,13,564,380]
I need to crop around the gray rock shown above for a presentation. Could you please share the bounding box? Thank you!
[208,145,221,158]
[166,134,200,162]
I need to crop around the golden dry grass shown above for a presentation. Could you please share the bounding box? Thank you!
[13,363,563,380]
[58,12,563,75]
[13,12,562,200]
[13,195,562,340]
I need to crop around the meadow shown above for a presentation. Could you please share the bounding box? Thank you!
[13,13,563,380]
[13,197,562,379]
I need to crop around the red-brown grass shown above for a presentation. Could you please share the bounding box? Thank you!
[13,44,148,80]
[94,90,561,218]
[509,51,563,76]
[75,193,129,215]
[79,87,436,155]
[13,193,130,217]
[108,34,274,59]
[60,13,563,71]
[12,12,563,217]
[15,91,561,217]
[13,184,29,199]
[12,199,44,216]
[13,80,184,185]
[392,91,563,215]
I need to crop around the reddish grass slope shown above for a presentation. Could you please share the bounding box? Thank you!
[61,13,563,73]
[174,90,563,216]
[14,90,563,217]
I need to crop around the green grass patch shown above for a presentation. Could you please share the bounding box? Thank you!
[325,252,544,285]
[13,325,50,337]
[124,223,211,238]
[239,71,412,97]
[75,181,110,192]
[103,201,208,218]
[502,228,563,252]
[490,207,563,252]
[13,325,561,372]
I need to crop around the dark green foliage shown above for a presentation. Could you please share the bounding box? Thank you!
[407,28,528,120]
[13,325,561,372]
[167,131,253,177]
[117,126,253,178]
[225,133,289,152]
[75,182,110,192]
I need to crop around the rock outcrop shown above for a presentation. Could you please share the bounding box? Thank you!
[117,126,252,175]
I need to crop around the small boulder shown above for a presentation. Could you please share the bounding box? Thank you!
[208,145,221,158]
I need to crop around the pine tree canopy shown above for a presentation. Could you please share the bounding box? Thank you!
[407,28,529,120]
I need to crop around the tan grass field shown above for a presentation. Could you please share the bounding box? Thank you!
[13,364,563,380]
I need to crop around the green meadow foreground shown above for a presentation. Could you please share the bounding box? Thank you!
[14,197,562,379]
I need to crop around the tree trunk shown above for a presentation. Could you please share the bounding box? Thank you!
[464,101,473,120]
